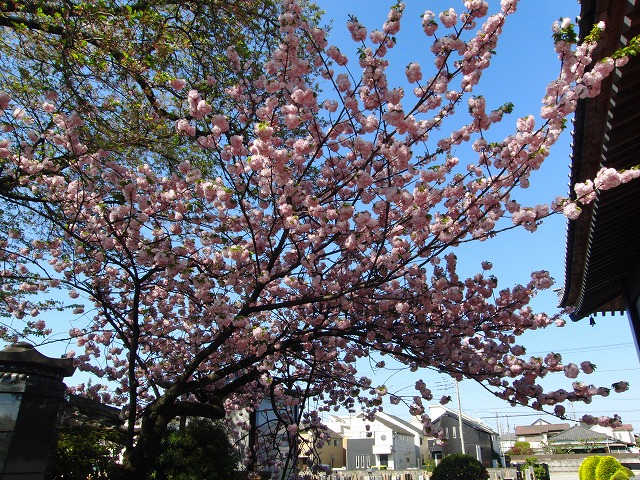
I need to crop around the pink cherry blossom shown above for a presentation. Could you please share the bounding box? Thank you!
[170,78,187,90]
[563,363,580,379]
[439,8,458,28]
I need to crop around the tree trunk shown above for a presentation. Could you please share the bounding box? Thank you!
[121,407,171,478]
[120,396,226,477]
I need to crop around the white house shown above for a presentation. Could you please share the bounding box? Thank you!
[229,398,299,479]
[590,424,637,450]
[326,411,423,470]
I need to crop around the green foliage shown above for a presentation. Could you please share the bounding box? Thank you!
[431,453,489,480]
[583,22,603,43]
[595,456,624,480]
[579,456,602,480]
[506,441,534,456]
[150,418,240,480]
[501,102,515,114]
[50,425,125,479]
[423,458,437,472]
[612,35,640,59]
[525,457,550,480]
[552,19,577,44]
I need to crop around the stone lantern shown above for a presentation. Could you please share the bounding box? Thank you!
[0,342,75,479]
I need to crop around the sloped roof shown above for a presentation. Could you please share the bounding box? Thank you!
[428,405,496,435]
[549,425,609,443]
[375,416,415,436]
[325,427,343,438]
[62,394,123,429]
[376,411,422,436]
[345,411,421,437]
[515,423,570,436]
[559,0,640,344]
[613,424,634,431]
[531,418,552,426]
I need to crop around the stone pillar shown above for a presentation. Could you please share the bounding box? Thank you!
[0,342,75,480]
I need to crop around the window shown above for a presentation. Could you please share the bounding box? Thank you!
[334,439,339,446]
[452,427,457,439]
[355,455,371,469]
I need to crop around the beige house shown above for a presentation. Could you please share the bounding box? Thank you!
[298,427,346,471]
[514,419,570,453]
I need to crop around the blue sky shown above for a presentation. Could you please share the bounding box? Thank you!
[315,0,640,434]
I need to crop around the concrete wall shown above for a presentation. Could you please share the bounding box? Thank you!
[506,453,640,480]
[319,471,428,480]
[317,453,640,480]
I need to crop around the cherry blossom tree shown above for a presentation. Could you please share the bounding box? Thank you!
[0,0,638,477]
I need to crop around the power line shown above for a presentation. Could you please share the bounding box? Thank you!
[527,342,635,356]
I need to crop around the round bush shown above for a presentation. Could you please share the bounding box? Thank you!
[431,453,489,480]
[595,456,624,480]
[580,456,602,480]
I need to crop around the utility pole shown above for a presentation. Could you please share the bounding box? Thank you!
[455,380,466,454]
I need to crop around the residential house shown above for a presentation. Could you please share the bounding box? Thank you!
[230,397,299,479]
[591,424,637,448]
[298,427,346,471]
[547,424,629,453]
[326,411,423,471]
[424,404,499,467]
[558,0,640,356]
[514,419,570,454]
[498,431,517,458]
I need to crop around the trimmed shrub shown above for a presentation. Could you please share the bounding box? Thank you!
[506,441,534,456]
[610,469,630,480]
[580,456,602,480]
[431,453,489,480]
[621,466,635,478]
[596,457,624,480]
